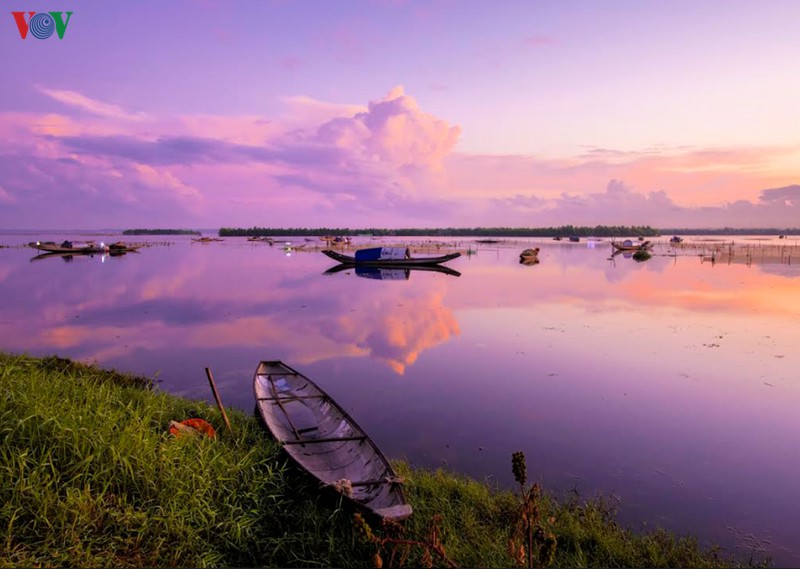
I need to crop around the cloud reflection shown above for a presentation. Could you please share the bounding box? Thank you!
[0,240,797,384]
[0,245,460,375]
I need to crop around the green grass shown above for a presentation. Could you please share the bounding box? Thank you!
[0,353,770,568]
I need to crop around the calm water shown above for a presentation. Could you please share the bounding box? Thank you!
[2,232,799,565]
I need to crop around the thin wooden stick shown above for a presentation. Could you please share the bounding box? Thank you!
[205,367,233,436]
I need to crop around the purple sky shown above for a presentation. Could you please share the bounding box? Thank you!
[1,0,799,229]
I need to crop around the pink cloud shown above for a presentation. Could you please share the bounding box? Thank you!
[280,95,366,128]
[316,86,460,170]
[0,85,469,227]
[36,87,147,121]
[447,144,799,227]
[1,85,798,229]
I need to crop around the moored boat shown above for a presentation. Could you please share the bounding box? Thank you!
[611,239,653,251]
[519,247,540,265]
[29,240,107,254]
[321,247,460,267]
[253,361,412,522]
[107,242,143,254]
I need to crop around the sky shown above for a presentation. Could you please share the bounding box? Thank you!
[1,0,799,230]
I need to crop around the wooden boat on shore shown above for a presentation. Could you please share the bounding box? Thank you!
[611,239,653,252]
[321,247,460,267]
[254,361,412,522]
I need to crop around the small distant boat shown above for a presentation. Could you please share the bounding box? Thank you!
[568,236,580,242]
[670,236,684,244]
[320,235,351,245]
[519,248,540,265]
[612,239,653,252]
[552,236,563,241]
[321,247,460,267]
[254,361,412,522]
[107,242,143,254]
[192,237,224,243]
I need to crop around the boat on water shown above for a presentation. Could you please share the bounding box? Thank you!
[29,240,108,254]
[320,235,352,245]
[107,242,143,254]
[253,361,412,522]
[519,248,540,265]
[321,247,460,267]
[191,236,224,242]
[611,239,653,252]
[670,236,684,244]
[29,240,143,257]
[568,236,581,242]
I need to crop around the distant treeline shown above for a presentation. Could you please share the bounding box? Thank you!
[219,225,661,238]
[122,229,201,235]
[220,226,800,238]
[659,227,799,235]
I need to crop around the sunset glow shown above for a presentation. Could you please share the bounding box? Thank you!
[1,0,798,229]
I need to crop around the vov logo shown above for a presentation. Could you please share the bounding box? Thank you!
[11,11,73,40]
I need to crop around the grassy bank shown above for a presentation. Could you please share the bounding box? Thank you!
[0,353,767,568]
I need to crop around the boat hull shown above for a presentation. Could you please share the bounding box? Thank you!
[253,361,412,522]
[29,242,106,254]
[321,249,460,267]
[612,241,654,252]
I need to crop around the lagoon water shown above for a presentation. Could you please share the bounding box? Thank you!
[1,231,798,565]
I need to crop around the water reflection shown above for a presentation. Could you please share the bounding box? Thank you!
[30,251,140,263]
[3,237,461,377]
[0,233,798,564]
[324,264,462,279]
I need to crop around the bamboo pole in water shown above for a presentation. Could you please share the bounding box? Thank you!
[205,367,233,436]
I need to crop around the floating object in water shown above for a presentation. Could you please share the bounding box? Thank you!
[519,248,540,265]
